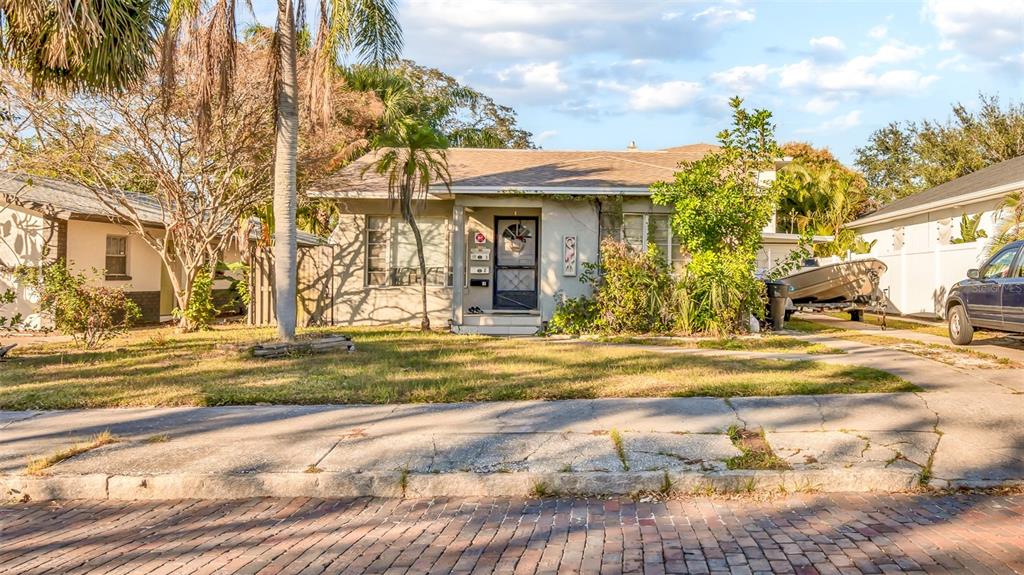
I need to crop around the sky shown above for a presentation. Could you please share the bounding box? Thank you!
[251,0,1024,165]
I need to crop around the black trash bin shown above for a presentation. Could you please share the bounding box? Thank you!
[764,280,790,331]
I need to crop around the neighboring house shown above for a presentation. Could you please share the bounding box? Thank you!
[846,155,1024,317]
[307,144,815,334]
[0,174,248,329]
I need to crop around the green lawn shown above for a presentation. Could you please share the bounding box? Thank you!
[0,326,917,409]
[597,334,842,355]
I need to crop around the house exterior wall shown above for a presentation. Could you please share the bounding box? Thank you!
[329,199,454,326]
[538,199,600,318]
[851,197,1006,317]
[65,219,164,292]
[0,204,58,328]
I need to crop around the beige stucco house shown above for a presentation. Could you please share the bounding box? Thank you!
[308,144,811,334]
[0,174,246,329]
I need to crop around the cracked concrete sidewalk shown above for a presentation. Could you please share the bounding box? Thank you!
[3,329,1023,499]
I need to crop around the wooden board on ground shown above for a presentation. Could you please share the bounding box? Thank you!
[252,336,354,358]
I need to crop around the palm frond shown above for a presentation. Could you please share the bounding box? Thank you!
[1,0,162,94]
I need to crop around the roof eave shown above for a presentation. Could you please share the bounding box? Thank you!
[441,185,652,196]
[846,180,1024,230]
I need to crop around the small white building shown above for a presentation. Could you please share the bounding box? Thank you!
[846,155,1024,318]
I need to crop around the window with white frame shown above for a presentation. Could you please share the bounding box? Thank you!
[105,235,128,277]
[600,212,683,266]
[365,215,451,287]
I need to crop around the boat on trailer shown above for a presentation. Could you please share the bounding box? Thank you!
[781,258,887,304]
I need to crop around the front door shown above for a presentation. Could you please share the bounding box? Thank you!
[493,217,538,310]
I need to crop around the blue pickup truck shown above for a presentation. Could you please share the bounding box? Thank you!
[945,240,1024,344]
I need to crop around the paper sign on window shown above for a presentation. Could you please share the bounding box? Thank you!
[562,235,577,276]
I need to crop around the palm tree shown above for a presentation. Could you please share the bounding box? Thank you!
[989,192,1024,253]
[367,119,450,331]
[0,1,160,94]
[2,0,402,343]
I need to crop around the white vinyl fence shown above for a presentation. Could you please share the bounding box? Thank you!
[850,242,989,318]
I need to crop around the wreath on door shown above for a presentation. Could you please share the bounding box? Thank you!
[502,223,532,254]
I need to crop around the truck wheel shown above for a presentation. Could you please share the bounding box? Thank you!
[948,304,974,345]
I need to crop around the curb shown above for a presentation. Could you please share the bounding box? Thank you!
[2,468,920,501]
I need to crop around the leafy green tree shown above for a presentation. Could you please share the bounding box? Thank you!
[367,119,451,331]
[777,142,873,256]
[651,97,780,334]
[990,192,1024,252]
[345,61,534,149]
[855,94,1024,205]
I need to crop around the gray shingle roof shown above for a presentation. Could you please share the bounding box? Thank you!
[848,155,1024,227]
[0,173,166,225]
[308,144,718,198]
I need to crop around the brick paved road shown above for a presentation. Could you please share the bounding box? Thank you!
[1,495,1022,574]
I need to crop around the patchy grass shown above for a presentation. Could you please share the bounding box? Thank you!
[609,429,629,471]
[598,334,842,355]
[787,317,1019,369]
[839,333,1018,369]
[823,312,948,337]
[0,325,917,410]
[26,431,118,475]
[725,426,789,471]
[144,434,170,444]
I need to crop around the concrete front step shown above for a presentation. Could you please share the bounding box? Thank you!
[451,324,541,336]
[460,313,542,326]
[454,312,542,335]
[2,468,920,501]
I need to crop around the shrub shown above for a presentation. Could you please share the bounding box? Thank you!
[589,241,676,334]
[35,261,140,349]
[175,266,216,331]
[547,295,598,335]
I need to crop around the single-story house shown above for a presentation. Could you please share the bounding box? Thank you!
[846,154,1024,317]
[307,144,817,334]
[0,174,266,329]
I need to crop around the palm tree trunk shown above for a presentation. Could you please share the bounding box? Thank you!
[401,176,430,331]
[273,0,299,342]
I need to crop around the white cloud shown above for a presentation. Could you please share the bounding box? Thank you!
[805,96,839,115]
[477,32,565,58]
[796,110,863,134]
[810,36,846,52]
[924,0,1024,73]
[628,81,703,112]
[495,62,568,94]
[779,42,937,95]
[868,25,888,40]
[535,130,559,145]
[402,0,758,67]
[484,62,569,105]
[710,64,771,92]
[692,6,755,28]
